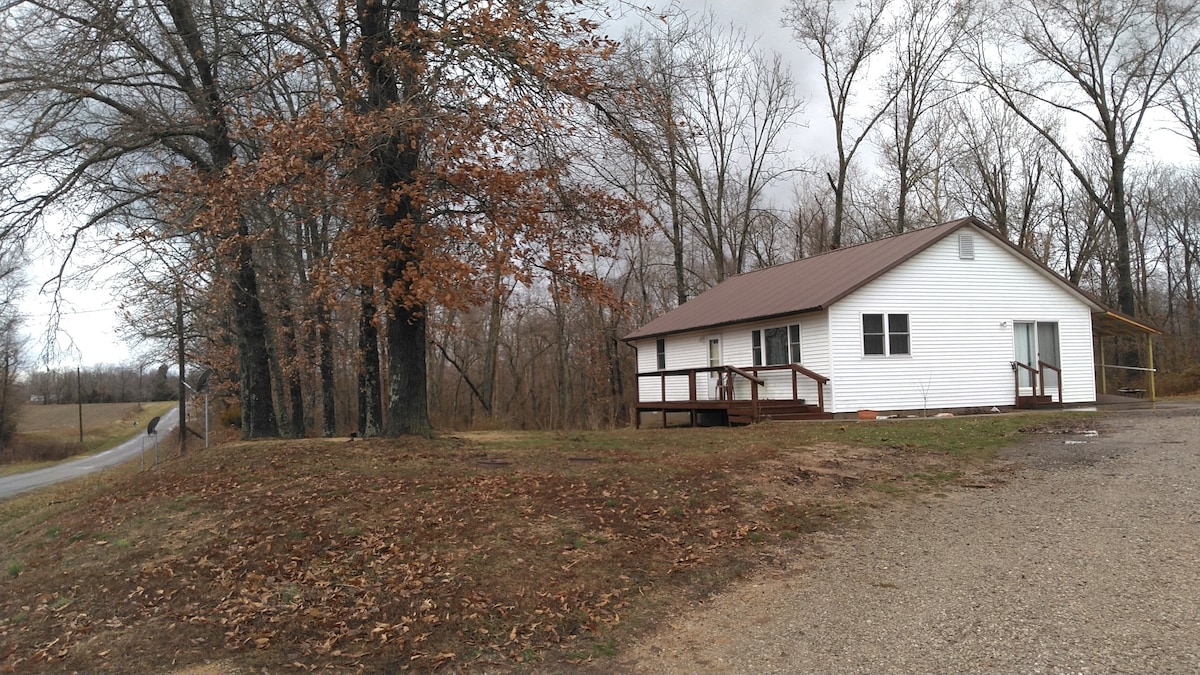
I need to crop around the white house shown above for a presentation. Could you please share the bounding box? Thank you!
[624,217,1157,426]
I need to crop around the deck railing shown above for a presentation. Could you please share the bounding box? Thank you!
[638,363,830,423]
[645,365,766,406]
[741,363,831,413]
[1012,360,1063,406]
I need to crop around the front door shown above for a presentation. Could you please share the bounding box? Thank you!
[1014,321,1060,391]
[707,336,722,400]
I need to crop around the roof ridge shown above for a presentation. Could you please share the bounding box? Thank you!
[623,216,985,341]
[723,216,976,279]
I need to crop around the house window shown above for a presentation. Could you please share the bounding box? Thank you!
[752,324,802,366]
[863,313,910,356]
[656,338,666,370]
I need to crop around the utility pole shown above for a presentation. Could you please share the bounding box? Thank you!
[176,279,187,455]
[76,366,83,443]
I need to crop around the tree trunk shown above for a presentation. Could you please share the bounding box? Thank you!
[828,168,846,250]
[482,266,504,415]
[358,287,383,436]
[316,298,337,437]
[383,298,430,436]
[550,274,570,428]
[1109,162,1137,317]
[232,250,280,438]
[357,0,430,437]
[280,304,306,438]
[165,0,278,438]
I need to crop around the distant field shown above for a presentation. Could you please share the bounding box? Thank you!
[2,402,175,471]
[16,402,153,434]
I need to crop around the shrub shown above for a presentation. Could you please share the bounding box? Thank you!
[1157,365,1200,397]
[219,402,242,428]
[0,436,85,464]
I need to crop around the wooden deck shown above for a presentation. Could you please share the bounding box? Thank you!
[635,364,832,427]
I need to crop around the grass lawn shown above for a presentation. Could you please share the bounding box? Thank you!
[0,411,1100,673]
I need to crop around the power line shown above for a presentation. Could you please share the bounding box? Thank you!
[16,306,119,319]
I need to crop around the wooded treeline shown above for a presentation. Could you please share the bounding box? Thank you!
[1,0,1197,437]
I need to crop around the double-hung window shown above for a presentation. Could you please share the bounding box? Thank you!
[863,313,910,356]
[752,324,802,366]
[655,338,666,370]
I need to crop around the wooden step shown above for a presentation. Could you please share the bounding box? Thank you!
[728,400,827,424]
[1017,395,1054,409]
[763,408,840,417]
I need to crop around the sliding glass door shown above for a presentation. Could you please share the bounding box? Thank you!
[1014,321,1060,390]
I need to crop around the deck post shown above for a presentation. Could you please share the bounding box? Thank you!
[817,380,824,412]
[792,369,798,401]
[660,372,666,402]
[1098,339,1107,395]
[688,371,697,402]
[1147,334,1156,402]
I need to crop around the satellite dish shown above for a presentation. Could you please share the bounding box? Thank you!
[147,416,160,435]
[195,369,211,391]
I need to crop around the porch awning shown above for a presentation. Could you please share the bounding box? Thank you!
[1093,311,1161,337]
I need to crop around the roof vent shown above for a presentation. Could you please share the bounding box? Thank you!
[958,232,975,260]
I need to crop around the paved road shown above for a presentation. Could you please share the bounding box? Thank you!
[0,406,179,500]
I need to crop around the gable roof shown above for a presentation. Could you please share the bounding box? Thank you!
[624,216,1132,341]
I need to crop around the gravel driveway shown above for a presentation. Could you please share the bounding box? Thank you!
[622,406,1200,674]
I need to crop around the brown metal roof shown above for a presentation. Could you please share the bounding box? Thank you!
[624,217,979,340]
[1093,311,1162,336]
[623,216,1157,341]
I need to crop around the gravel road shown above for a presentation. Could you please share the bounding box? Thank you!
[623,406,1200,674]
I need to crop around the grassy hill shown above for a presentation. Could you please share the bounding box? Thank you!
[0,412,1097,673]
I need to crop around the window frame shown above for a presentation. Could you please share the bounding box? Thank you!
[752,324,802,366]
[862,313,911,357]
[655,338,666,370]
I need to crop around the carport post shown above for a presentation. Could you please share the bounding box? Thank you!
[1147,334,1156,402]
[1098,339,1107,395]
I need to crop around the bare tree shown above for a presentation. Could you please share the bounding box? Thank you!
[0,0,281,437]
[1167,63,1200,161]
[596,8,803,293]
[0,244,23,452]
[786,0,896,250]
[877,0,969,234]
[673,27,805,282]
[943,95,1057,249]
[591,12,699,305]
[966,0,1200,317]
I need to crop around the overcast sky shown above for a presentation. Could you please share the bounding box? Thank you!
[19,0,813,371]
[17,0,1198,369]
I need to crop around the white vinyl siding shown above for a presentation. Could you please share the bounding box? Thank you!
[826,227,1096,412]
[636,333,708,401]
